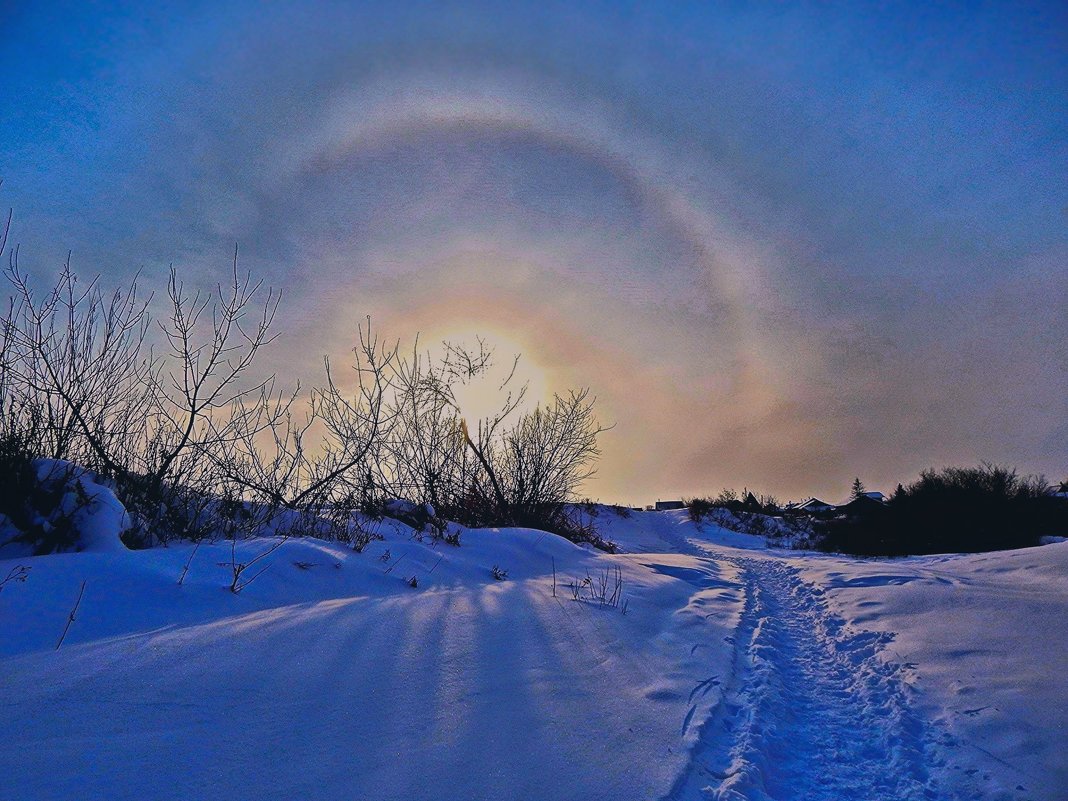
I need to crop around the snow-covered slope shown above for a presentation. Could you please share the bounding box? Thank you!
[0,521,744,801]
[1,509,1065,800]
[591,506,772,554]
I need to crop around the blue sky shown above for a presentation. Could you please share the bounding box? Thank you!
[2,1,1065,500]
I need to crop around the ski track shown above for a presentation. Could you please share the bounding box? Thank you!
[667,554,940,801]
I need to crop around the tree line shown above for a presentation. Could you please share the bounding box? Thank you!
[817,464,1066,556]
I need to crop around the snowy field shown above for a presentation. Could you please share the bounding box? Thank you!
[2,509,1065,800]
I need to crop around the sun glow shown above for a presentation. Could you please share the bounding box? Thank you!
[432,328,551,424]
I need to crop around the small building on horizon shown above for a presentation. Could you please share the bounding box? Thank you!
[836,493,889,517]
[791,497,836,516]
[653,500,686,511]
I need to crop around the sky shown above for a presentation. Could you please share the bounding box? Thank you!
[1,1,1065,503]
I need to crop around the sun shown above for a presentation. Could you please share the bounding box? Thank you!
[428,326,551,424]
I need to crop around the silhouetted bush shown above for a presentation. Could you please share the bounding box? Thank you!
[0,203,605,550]
[817,464,1067,556]
[686,497,715,522]
[686,490,781,522]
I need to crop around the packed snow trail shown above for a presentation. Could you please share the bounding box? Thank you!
[667,554,939,801]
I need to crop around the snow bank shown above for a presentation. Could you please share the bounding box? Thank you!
[0,518,743,801]
[0,460,131,557]
[594,506,770,553]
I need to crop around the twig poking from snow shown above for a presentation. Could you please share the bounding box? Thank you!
[55,580,86,650]
[383,553,407,576]
[177,541,201,586]
[567,566,626,612]
[426,554,444,576]
[230,536,288,593]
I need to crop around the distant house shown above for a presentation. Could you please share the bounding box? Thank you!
[836,493,888,517]
[792,497,835,516]
[782,491,890,518]
[858,491,887,503]
[654,500,686,511]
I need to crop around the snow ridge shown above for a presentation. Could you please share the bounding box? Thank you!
[667,556,939,801]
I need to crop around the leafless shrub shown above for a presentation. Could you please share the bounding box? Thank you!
[542,505,617,552]
[221,318,397,522]
[4,246,282,544]
[372,338,478,513]
[366,335,609,543]
[495,390,608,528]
[0,564,30,592]
[568,566,626,611]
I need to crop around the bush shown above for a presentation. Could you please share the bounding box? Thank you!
[0,203,609,550]
[686,497,714,522]
[817,464,1067,556]
[686,490,782,523]
[524,504,616,552]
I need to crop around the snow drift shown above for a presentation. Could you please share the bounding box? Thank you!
[1,505,1065,800]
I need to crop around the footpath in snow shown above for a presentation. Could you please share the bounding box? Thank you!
[667,554,934,800]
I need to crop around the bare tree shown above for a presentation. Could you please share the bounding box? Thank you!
[373,337,515,518]
[221,318,398,527]
[374,337,607,532]
[3,248,282,542]
[497,389,607,526]
[370,336,534,525]
[5,255,153,469]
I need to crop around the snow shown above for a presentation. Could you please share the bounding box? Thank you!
[797,545,1068,799]
[1,505,1066,800]
[0,521,743,800]
[0,460,132,556]
[589,507,772,554]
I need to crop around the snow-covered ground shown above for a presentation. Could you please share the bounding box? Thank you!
[2,508,1065,800]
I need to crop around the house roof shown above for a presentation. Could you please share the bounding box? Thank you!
[836,491,887,505]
